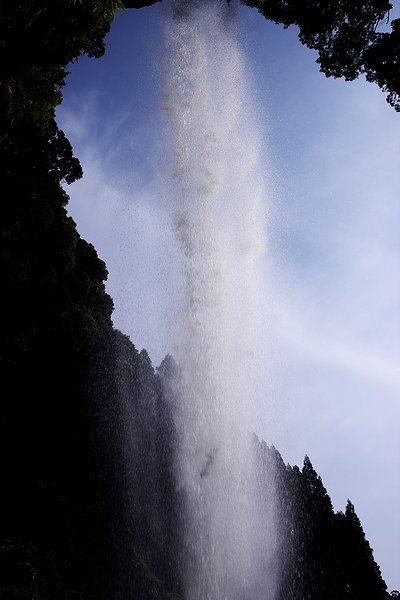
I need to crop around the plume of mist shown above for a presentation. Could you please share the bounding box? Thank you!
[162,1,277,597]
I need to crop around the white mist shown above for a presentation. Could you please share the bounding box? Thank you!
[162,1,276,597]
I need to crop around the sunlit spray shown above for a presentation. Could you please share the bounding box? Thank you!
[163,1,277,597]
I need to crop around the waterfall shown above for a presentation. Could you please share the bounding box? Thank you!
[162,1,276,597]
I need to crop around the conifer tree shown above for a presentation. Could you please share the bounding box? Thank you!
[336,500,389,599]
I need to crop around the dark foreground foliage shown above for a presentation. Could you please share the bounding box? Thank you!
[0,1,396,598]
[242,0,400,111]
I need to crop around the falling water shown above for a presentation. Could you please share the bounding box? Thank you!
[163,1,276,597]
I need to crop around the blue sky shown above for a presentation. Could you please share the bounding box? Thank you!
[57,1,400,590]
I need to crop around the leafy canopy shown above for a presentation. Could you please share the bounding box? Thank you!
[242,0,400,111]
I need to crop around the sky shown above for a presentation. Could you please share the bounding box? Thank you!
[57,0,400,590]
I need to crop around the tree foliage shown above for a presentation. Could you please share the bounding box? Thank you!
[259,445,393,600]
[242,0,400,111]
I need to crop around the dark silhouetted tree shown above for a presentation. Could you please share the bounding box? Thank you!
[336,500,389,599]
[241,0,400,111]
